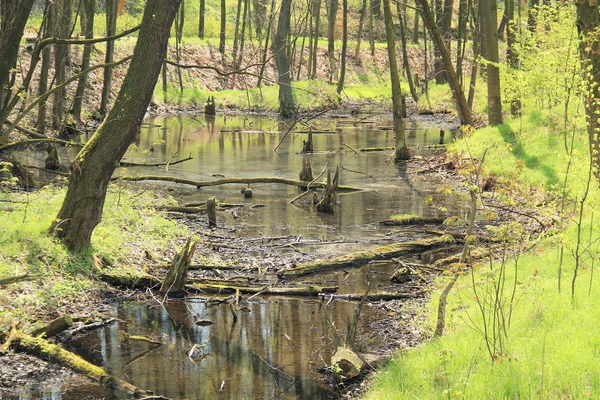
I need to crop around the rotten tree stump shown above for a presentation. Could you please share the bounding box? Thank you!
[160,239,197,297]
[207,197,218,227]
[299,158,313,182]
[205,95,216,115]
[302,131,314,152]
[316,167,339,213]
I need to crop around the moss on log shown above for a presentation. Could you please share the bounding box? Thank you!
[30,316,73,338]
[380,214,446,225]
[188,283,337,296]
[114,175,362,192]
[278,235,455,279]
[10,331,150,397]
[97,270,161,289]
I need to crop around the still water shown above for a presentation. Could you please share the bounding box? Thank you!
[11,113,465,399]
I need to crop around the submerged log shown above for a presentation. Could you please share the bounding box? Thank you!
[114,175,362,192]
[206,197,218,227]
[379,214,446,226]
[8,330,151,397]
[160,239,197,297]
[278,235,455,279]
[30,316,73,338]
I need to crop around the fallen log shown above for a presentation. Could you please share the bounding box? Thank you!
[60,318,117,341]
[8,330,152,397]
[278,235,455,279]
[380,214,445,226]
[187,283,337,296]
[113,175,362,192]
[97,270,161,289]
[30,316,73,338]
[323,291,424,301]
[0,273,42,285]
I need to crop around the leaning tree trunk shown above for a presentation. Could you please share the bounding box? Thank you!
[273,0,296,118]
[49,0,182,252]
[72,0,96,123]
[383,0,410,161]
[576,2,600,180]
[417,0,474,126]
[0,0,35,143]
[336,0,348,94]
[480,0,503,125]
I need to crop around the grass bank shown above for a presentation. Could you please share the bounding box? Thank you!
[363,103,600,398]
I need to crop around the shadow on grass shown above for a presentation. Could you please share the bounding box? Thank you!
[497,123,560,187]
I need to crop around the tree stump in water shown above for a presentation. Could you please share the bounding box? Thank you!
[302,131,314,153]
[207,197,218,227]
[45,145,61,170]
[299,158,313,182]
[160,238,197,297]
[205,96,216,115]
[316,167,339,213]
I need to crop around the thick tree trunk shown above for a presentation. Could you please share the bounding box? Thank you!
[327,0,339,84]
[577,2,600,179]
[0,0,35,143]
[99,0,118,119]
[336,0,348,94]
[418,0,474,126]
[480,0,503,125]
[383,0,410,161]
[73,0,96,123]
[49,0,182,252]
[273,0,296,118]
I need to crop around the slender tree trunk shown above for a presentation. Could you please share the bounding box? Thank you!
[417,0,474,126]
[398,7,418,102]
[506,0,520,116]
[355,0,367,59]
[310,0,322,79]
[412,0,420,44]
[175,0,185,93]
[252,0,267,36]
[336,0,347,94]
[438,0,453,83]
[73,0,96,123]
[274,0,296,118]
[480,0,503,124]
[257,0,275,87]
[369,2,375,56]
[467,2,479,110]
[576,2,600,179]
[527,0,539,32]
[52,0,73,132]
[36,1,52,134]
[232,0,243,68]
[199,0,205,38]
[219,0,227,54]
[456,0,468,87]
[383,0,409,161]
[49,0,182,252]
[327,0,339,84]
[371,0,381,18]
[0,0,35,142]
[99,0,117,119]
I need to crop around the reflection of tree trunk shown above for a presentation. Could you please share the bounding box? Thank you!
[273,0,296,118]
[383,0,409,161]
[50,0,182,252]
[336,0,347,94]
[73,0,96,123]
[327,0,339,84]
[576,3,600,179]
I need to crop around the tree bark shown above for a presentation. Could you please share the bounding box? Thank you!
[336,0,348,94]
[576,2,600,179]
[0,0,35,144]
[480,0,503,125]
[49,0,182,252]
[273,0,296,118]
[417,0,474,126]
[72,0,96,123]
[383,0,410,161]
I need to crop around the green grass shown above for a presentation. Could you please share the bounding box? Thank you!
[0,185,187,327]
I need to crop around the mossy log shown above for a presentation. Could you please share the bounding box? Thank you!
[278,235,455,279]
[187,283,337,296]
[380,215,446,225]
[160,239,197,297]
[324,291,424,301]
[97,270,161,289]
[114,175,362,192]
[30,316,73,338]
[431,246,490,269]
[9,331,151,397]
